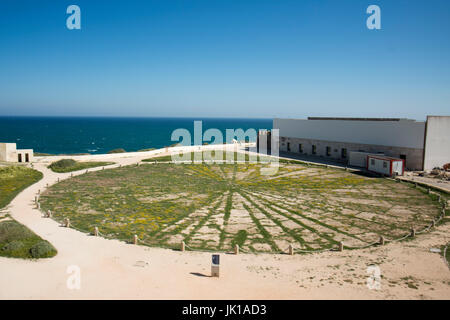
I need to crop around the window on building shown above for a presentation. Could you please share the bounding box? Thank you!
[312,145,317,155]
[287,142,291,152]
[299,144,303,153]
[18,154,22,163]
[341,148,347,159]
[326,146,331,156]
[25,153,29,162]
[400,154,406,161]
[370,159,375,166]
[383,161,387,168]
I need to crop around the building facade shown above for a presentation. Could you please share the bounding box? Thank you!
[270,116,450,171]
[0,143,34,163]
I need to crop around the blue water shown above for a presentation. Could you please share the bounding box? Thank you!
[0,117,272,155]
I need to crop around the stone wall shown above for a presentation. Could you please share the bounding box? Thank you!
[279,137,424,171]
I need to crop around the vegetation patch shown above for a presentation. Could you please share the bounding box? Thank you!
[48,159,114,173]
[0,219,57,259]
[40,157,444,253]
[0,166,42,209]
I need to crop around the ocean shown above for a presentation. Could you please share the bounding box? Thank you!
[0,117,272,155]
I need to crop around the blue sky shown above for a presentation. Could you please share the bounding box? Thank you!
[0,0,449,120]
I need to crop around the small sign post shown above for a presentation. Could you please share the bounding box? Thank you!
[211,254,220,277]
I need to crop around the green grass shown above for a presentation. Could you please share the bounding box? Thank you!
[0,219,57,259]
[0,166,43,209]
[39,159,444,253]
[48,159,114,173]
[142,151,272,163]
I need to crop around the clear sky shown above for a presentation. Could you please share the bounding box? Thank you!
[0,0,449,120]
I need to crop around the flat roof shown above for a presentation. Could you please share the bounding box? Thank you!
[307,117,404,121]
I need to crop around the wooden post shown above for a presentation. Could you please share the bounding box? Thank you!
[46,183,48,188]
[94,227,99,236]
[38,189,40,194]
[181,241,185,252]
[71,173,73,177]
[102,167,105,170]
[379,236,385,245]
[85,170,88,174]
[65,218,70,228]
[338,242,344,252]
[37,202,40,210]
[410,228,416,237]
[431,220,436,228]
[288,244,294,255]
[133,235,138,244]
[234,244,239,255]
[34,196,38,203]
[47,210,52,218]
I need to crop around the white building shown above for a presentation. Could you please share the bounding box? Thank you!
[0,143,34,163]
[270,116,450,171]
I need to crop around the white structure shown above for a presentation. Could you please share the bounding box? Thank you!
[271,116,450,171]
[367,155,404,176]
[423,116,450,170]
[349,151,384,168]
[0,143,34,163]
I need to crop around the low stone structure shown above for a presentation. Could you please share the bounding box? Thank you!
[0,143,34,163]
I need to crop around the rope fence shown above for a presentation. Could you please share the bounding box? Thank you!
[35,173,448,256]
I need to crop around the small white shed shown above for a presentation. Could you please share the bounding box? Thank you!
[348,151,384,168]
[367,155,404,176]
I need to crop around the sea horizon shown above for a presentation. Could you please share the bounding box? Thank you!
[0,116,272,155]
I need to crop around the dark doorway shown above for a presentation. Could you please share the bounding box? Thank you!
[299,144,303,153]
[18,154,22,162]
[287,142,291,152]
[400,154,406,161]
[25,153,29,162]
[341,148,347,159]
[312,145,317,155]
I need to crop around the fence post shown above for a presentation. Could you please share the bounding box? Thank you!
[133,235,138,244]
[38,189,40,194]
[288,244,294,255]
[65,218,70,228]
[338,242,344,252]
[181,241,185,252]
[57,178,60,183]
[410,228,416,238]
[379,236,385,245]
[37,202,40,210]
[431,220,436,228]
[46,210,52,218]
[234,244,239,255]
[35,196,38,203]
[94,226,99,236]
[85,170,88,174]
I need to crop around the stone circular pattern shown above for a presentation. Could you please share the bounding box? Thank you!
[40,162,440,253]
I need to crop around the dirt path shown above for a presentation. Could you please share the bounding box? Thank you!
[1,146,449,299]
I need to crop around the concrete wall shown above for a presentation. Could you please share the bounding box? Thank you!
[279,136,424,170]
[17,149,34,163]
[423,116,450,170]
[0,143,18,162]
[0,143,34,163]
[274,118,425,149]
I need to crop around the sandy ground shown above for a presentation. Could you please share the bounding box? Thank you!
[1,145,449,300]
